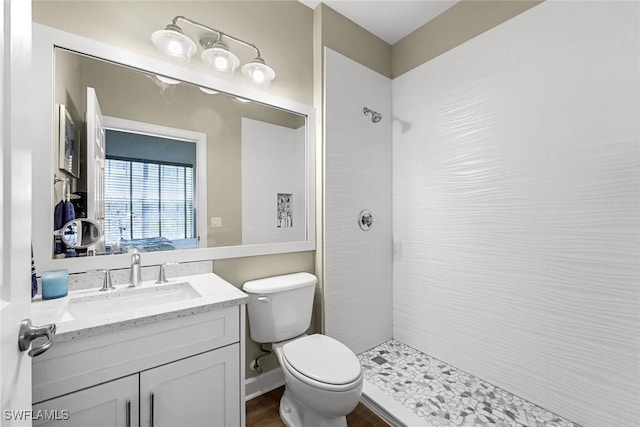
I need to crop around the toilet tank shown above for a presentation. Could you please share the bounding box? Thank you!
[243,272,317,343]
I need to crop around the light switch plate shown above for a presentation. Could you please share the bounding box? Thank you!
[210,217,223,228]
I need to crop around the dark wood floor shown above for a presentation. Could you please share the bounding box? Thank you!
[246,386,388,427]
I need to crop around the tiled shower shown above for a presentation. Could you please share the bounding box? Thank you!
[324,2,639,426]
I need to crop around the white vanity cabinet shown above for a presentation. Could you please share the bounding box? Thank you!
[32,304,245,427]
[33,375,139,427]
[34,345,239,427]
[140,345,240,427]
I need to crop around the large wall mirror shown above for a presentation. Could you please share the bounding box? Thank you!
[32,24,316,274]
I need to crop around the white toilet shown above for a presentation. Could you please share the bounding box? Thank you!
[243,272,363,427]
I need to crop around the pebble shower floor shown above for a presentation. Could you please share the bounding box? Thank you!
[358,340,582,427]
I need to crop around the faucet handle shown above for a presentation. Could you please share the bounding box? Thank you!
[101,270,115,291]
[89,269,115,291]
[156,262,178,284]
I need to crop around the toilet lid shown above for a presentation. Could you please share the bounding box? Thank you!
[282,335,362,385]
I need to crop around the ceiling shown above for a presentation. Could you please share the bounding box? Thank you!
[299,0,458,45]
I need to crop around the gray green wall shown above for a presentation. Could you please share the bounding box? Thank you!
[34,0,314,104]
[315,3,392,78]
[392,0,544,78]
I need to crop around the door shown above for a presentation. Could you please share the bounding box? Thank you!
[140,345,240,427]
[1,0,35,421]
[32,375,139,427]
[86,87,106,251]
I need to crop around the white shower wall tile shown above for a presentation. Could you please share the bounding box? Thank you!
[391,2,640,427]
[324,48,393,355]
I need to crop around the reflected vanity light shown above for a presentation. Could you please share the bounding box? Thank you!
[235,97,251,103]
[155,75,181,85]
[198,87,219,95]
[151,16,276,87]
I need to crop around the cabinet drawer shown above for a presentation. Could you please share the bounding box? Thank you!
[33,306,240,404]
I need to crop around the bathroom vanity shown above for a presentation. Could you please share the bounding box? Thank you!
[30,273,248,427]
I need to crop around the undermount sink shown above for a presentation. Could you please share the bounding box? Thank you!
[63,282,202,320]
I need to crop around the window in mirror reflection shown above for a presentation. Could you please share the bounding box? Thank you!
[104,130,197,253]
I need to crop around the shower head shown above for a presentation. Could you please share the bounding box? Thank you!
[363,107,382,124]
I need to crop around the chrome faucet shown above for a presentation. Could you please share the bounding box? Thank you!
[128,251,142,287]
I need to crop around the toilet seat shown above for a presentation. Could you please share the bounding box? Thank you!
[282,334,362,392]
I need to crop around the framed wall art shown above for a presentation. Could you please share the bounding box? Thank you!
[58,104,79,178]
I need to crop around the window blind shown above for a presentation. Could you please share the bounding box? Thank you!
[104,158,195,244]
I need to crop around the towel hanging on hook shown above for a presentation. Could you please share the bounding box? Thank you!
[64,178,70,202]
[53,176,76,257]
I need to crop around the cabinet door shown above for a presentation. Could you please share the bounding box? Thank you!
[140,344,240,427]
[33,374,139,427]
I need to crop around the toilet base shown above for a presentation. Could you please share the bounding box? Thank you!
[279,387,348,427]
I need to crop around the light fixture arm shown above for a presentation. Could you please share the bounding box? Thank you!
[171,15,262,58]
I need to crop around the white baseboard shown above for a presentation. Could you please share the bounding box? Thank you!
[245,367,285,401]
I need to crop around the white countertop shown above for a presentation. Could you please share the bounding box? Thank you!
[31,273,248,343]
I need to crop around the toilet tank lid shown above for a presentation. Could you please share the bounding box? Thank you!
[243,272,317,294]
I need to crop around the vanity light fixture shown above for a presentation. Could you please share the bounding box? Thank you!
[151,16,276,87]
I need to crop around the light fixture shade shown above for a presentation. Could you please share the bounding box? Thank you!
[151,24,197,62]
[241,57,276,87]
[200,42,240,73]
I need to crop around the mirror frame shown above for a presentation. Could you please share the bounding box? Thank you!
[32,24,316,274]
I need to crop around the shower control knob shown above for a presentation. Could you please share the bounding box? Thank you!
[358,210,373,231]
